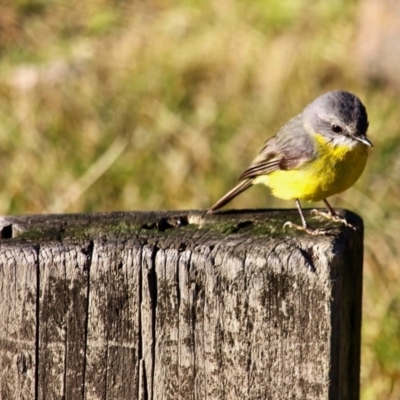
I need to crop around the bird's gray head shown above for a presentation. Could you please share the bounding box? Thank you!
[303,91,372,147]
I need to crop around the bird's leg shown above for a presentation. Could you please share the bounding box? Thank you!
[311,199,356,230]
[283,199,329,235]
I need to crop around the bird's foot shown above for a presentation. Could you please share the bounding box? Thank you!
[311,209,356,230]
[283,221,329,236]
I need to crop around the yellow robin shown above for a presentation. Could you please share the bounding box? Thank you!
[207,91,373,234]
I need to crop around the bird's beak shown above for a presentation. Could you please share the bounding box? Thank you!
[356,136,373,148]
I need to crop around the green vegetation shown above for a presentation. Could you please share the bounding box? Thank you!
[1,0,399,398]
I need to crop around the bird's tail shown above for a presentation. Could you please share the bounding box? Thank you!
[207,179,253,214]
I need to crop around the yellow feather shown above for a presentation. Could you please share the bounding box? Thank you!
[253,133,369,201]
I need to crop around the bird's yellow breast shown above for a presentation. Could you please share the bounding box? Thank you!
[253,133,369,201]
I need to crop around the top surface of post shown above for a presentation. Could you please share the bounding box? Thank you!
[0,208,364,285]
[0,208,362,245]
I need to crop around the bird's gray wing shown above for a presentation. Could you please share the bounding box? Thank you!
[239,115,316,180]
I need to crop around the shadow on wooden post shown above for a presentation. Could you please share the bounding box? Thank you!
[0,209,363,400]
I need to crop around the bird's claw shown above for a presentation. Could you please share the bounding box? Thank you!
[283,221,329,236]
[311,209,356,230]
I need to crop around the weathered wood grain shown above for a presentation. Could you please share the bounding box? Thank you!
[0,209,364,399]
[0,244,37,399]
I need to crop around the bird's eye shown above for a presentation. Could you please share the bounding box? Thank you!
[332,125,343,133]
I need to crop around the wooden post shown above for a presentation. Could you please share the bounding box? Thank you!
[0,209,363,400]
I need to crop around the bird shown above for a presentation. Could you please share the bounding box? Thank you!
[207,90,373,234]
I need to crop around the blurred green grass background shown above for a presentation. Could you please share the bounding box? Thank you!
[1,0,400,398]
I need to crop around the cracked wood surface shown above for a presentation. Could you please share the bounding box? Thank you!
[0,209,363,400]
